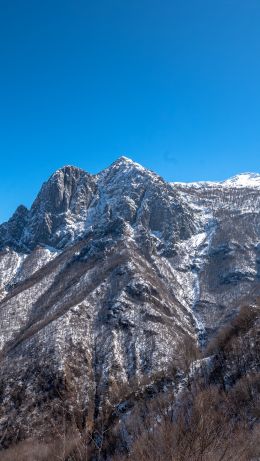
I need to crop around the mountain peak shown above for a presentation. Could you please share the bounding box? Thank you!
[111,156,143,169]
[172,172,260,189]
[50,165,89,181]
[222,172,260,188]
[115,155,133,163]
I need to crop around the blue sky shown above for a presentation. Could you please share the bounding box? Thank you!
[1,1,260,222]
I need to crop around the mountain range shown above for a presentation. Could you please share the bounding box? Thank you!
[0,157,259,456]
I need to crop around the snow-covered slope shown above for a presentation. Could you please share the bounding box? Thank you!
[222,172,260,188]
[172,173,260,337]
[172,172,260,189]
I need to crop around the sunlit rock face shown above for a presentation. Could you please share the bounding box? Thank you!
[0,157,260,442]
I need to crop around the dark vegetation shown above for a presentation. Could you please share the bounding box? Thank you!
[0,305,259,461]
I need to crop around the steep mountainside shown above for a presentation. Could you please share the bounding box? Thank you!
[173,175,260,338]
[0,158,260,448]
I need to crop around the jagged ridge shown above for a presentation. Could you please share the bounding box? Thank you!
[0,157,260,446]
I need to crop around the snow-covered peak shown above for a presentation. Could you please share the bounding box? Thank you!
[221,173,260,188]
[108,156,146,173]
[96,156,160,189]
[114,155,134,164]
[172,172,260,190]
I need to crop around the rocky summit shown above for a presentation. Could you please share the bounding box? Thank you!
[0,157,260,450]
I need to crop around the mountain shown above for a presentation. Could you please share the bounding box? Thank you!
[0,157,259,456]
[173,172,260,189]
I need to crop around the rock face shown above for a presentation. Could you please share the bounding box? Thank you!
[0,166,97,252]
[0,157,260,443]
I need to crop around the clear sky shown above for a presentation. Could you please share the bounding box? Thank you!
[1,1,260,223]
